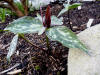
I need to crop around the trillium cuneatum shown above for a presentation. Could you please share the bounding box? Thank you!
[35,5,63,34]
[4,5,90,61]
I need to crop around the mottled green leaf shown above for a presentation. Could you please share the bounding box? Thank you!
[36,13,63,26]
[68,3,81,10]
[58,8,68,17]
[63,4,70,8]
[58,4,69,17]
[7,34,18,61]
[35,13,43,23]
[46,26,89,54]
[5,16,43,34]
[58,3,81,17]
[51,16,63,26]
[38,27,46,35]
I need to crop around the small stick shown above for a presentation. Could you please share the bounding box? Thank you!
[0,63,20,74]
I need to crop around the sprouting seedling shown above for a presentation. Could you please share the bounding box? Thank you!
[58,2,81,17]
[58,1,81,30]
[3,5,90,61]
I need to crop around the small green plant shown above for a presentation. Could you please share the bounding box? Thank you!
[1,5,90,61]
[0,8,12,22]
[0,8,6,22]
[58,2,81,17]
[0,7,16,23]
[58,1,81,30]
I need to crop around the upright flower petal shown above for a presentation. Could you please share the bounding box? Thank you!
[44,5,51,28]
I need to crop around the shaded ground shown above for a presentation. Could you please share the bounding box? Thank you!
[0,1,100,75]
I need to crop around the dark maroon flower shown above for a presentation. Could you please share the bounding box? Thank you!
[41,5,51,28]
[44,5,51,28]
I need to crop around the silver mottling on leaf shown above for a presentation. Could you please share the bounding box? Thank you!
[46,26,89,54]
[7,34,18,61]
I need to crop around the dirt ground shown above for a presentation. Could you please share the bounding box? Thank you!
[0,1,100,75]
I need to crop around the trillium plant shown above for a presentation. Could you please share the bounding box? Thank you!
[3,5,90,61]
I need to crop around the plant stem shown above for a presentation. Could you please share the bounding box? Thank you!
[0,30,9,32]
[40,6,44,25]
[2,8,5,22]
[46,35,49,50]
[68,10,73,31]
[19,34,46,51]
[19,34,58,64]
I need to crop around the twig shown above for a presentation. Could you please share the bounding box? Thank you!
[7,69,22,75]
[0,63,20,74]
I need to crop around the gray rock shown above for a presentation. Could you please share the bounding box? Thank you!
[68,24,100,75]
